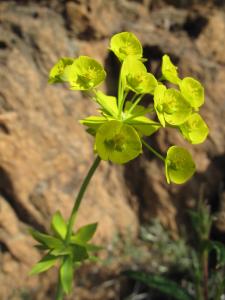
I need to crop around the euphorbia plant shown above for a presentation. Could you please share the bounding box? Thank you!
[29,32,209,299]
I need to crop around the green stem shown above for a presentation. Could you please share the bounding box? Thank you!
[202,249,209,300]
[55,278,64,300]
[118,66,123,114]
[130,93,138,103]
[55,155,101,300]
[127,94,144,115]
[65,156,101,244]
[142,139,165,161]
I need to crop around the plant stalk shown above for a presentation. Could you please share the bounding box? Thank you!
[142,139,165,162]
[202,249,209,300]
[55,155,101,300]
[56,279,64,300]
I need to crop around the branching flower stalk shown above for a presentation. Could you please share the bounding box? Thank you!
[29,32,209,299]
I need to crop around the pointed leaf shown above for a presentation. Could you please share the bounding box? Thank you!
[95,120,142,164]
[60,256,74,294]
[50,246,72,256]
[71,244,89,262]
[51,211,67,239]
[30,254,57,275]
[29,228,63,249]
[80,116,107,132]
[94,91,119,118]
[110,32,143,61]
[73,223,98,243]
[85,243,104,252]
[124,271,193,300]
[165,146,196,184]
[126,116,161,136]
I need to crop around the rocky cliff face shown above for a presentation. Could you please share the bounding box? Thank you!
[0,0,225,299]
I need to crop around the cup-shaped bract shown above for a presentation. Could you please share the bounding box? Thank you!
[62,56,106,90]
[110,32,143,61]
[163,89,192,125]
[127,73,158,95]
[179,113,209,144]
[165,146,196,184]
[180,77,204,109]
[154,86,192,127]
[48,58,74,84]
[162,54,181,84]
[121,55,157,94]
[95,120,142,164]
[153,84,167,127]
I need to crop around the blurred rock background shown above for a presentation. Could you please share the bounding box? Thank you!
[0,0,224,299]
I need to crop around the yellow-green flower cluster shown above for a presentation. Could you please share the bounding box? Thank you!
[48,32,209,184]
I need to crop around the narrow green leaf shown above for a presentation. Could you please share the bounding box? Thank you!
[30,254,57,275]
[60,256,74,294]
[29,228,63,249]
[94,91,119,118]
[80,116,107,133]
[85,243,104,252]
[51,211,67,239]
[34,244,49,251]
[73,223,98,243]
[126,116,161,136]
[71,244,89,262]
[50,246,72,256]
[124,271,193,300]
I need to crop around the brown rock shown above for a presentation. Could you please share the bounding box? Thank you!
[0,0,225,299]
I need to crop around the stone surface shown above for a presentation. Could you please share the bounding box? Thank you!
[0,0,225,299]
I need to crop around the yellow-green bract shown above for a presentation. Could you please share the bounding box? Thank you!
[48,31,208,184]
[154,85,192,127]
[62,56,106,90]
[121,56,158,94]
[49,56,106,90]
[162,54,181,84]
[165,146,196,184]
[110,32,143,61]
[95,120,142,164]
[180,113,209,144]
[48,57,74,84]
[180,77,204,109]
